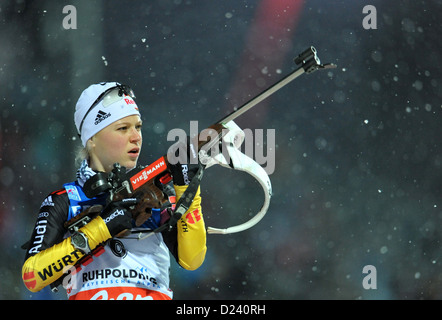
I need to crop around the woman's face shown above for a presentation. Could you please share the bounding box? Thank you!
[88,115,143,172]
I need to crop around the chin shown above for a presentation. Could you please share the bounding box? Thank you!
[124,160,139,171]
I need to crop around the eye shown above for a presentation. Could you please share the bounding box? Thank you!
[118,126,128,131]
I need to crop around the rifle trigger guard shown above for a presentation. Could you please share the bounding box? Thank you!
[203,121,272,235]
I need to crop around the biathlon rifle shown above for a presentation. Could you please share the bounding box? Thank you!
[66,46,336,237]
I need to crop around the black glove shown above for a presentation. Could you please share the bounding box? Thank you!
[167,137,199,186]
[101,198,137,237]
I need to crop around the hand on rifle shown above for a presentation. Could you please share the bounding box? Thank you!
[101,198,138,237]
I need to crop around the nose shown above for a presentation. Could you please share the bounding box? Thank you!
[130,127,142,143]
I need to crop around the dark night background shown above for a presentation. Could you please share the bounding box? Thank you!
[1,0,441,299]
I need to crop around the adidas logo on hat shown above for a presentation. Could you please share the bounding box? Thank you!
[94,110,111,125]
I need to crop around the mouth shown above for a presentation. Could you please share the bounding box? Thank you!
[128,147,140,158]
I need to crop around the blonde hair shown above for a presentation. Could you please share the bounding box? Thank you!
[74,140,93,166]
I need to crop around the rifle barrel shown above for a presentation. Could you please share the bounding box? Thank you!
[217,66,305,125]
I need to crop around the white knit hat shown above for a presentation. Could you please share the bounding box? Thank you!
[74,82,141,146]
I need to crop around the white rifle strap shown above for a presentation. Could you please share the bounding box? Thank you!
[199,120,272,235]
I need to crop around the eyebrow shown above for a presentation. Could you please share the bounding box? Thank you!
[115,120,143,126]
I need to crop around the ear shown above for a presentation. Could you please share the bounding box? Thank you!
[86,137,96,149]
